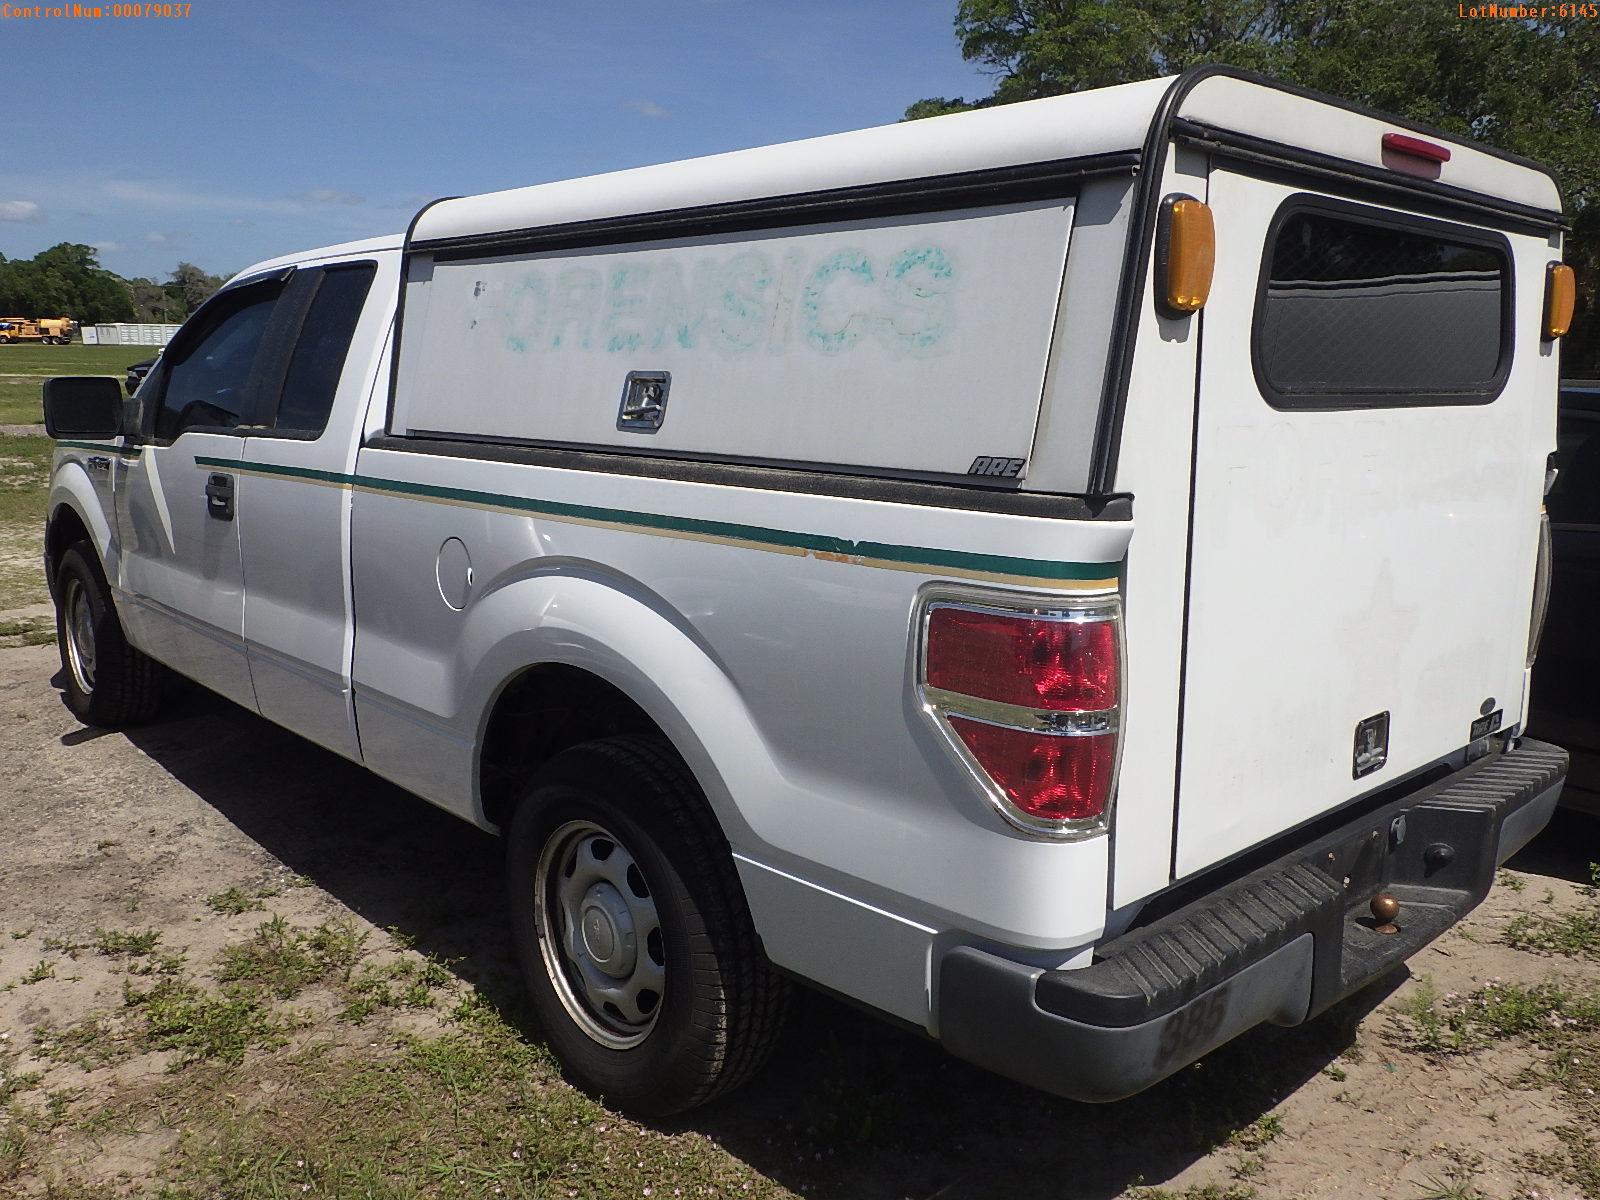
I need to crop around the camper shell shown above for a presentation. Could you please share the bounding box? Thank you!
[45,67,1568,1109]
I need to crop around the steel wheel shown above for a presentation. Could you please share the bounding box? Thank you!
[534,819,666,1048]
[63,576,97,695]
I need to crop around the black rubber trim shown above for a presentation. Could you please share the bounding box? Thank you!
[364,434,1133,521]
[1086,63,1567,493]
[1174,119,1567,235]
[1087,73,1192,495]
[1250,195,1516,411]
[384,194,459,464]
[409,153,1139,260]
[1036,738,1567,1028]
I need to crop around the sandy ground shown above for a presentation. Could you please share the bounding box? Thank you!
[1,633,1599,1199]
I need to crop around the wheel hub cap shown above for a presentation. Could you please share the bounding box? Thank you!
[65,580,96,694]
[533,821,666,1049]
[578,882,636,975]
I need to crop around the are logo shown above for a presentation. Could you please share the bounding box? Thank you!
[968,456,1025,478]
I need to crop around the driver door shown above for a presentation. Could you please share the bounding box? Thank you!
[115,272,291,708]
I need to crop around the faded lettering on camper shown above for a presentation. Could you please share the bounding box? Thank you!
[489,244,955,357]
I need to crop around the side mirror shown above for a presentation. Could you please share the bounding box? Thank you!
[43,376,124,440]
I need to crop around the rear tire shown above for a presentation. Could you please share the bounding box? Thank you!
[506,735,789,1115]
[54,542,166,727]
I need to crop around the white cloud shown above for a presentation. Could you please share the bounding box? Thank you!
[626,99,670,119]
[93,240,125,253]
[0,199,41,222]
[296,187,366,206]
[143,230,191,246]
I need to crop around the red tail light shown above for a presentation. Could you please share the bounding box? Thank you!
[927,608,1118,712]
[920,594,1121,837]
[947,717,1116,822]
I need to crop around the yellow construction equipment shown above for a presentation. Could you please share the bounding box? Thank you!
[0,316,76,345]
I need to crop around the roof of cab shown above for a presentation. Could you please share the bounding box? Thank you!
[410,68,1560,249]
[229,233,402,285]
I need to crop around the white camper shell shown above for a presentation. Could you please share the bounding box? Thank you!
[45,67,1568,1112]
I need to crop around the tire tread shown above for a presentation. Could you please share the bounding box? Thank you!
[511,734,789,1112]
[56,542,165,727]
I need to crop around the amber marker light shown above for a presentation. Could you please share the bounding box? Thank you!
[1156,195,1215,316]
[1544,263,1576,340]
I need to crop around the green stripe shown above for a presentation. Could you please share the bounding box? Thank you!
[57,439,141,457]
[196,455,1116,585]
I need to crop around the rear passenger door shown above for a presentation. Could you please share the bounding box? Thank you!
[237,256,392,761]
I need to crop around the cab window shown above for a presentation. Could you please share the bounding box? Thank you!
[272,263,377,436]
[153,281,283,441]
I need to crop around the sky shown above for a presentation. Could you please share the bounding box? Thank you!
[0,1,992,282]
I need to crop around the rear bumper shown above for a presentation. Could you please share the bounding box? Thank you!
[938,738,1567,1102]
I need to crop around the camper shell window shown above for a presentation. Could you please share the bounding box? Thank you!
[1252,196,1513,410]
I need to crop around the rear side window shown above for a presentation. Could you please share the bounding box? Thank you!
[274,263,377,435]
[1253,200,1512,409]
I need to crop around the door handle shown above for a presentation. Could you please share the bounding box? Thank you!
[204,473,234,522]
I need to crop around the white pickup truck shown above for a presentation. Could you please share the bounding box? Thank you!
[42,66,1572,1115]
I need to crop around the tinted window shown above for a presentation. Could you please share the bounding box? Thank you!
[274,263,377,435]
[1255,205,1509,409]
[156,287,280,440]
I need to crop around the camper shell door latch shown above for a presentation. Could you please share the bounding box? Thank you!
[617,371,671,432]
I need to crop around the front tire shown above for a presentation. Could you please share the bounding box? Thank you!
[506,735,788,1115]
[54,542,166,727]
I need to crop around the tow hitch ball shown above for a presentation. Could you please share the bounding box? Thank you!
[1370,892,1401,935]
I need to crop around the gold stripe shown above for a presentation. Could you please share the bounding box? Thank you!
[224,464,1118,592]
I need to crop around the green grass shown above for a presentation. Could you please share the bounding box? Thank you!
[204,887,265,916]
[0,434,53,609]
[0,342,152,377]
[93,928,162,957]
[1505,909,1600,958]
[1395,975,1600,1057]
[1503,865,1600,959]
[144,1017,779,1200]
[0,380,44,426]
[17,923,784,1199]
[128,978,292,1067]
[34,977,292,1072]
[215,915,365,999]
[1225,1113,1284,1152]
[0,615,53,646]
[339,957,446,1024]
[0,344,146,426]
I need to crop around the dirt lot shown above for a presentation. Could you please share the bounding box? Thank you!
[1,633,1599,1200]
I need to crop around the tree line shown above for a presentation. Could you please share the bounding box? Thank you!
[0,243,225,326]
[910,0,1600,376]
